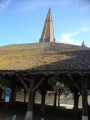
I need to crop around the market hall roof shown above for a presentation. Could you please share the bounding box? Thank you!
[0,42,90,74]
[0,9,90,74]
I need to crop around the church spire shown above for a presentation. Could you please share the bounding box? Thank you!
[81,41,86,47]
[39,8,55,42]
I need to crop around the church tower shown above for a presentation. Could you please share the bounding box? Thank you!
[39,8,55,42]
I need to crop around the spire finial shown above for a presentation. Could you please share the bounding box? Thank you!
[39,8,55,42]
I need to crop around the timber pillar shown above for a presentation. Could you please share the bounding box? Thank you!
[10,87,17,107]
[0,87,2,101]
[82,75,88,120]
[73,92,79,110]
[58,93,60,107]
[24,89,27,102]
[24,80,34,120]
[40,87,47,120]
[10,76,17,108]
[53,92,57,107]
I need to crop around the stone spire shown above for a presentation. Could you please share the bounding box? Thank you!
[81,41,86,47]
[39,8,55,42]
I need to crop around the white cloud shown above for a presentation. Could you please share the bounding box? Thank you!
[59,27,90,45]
[60,33,80,45]
[81,27,90,32]
[0,0,11,11]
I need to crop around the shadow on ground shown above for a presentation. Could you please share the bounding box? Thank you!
[0,101,89,120]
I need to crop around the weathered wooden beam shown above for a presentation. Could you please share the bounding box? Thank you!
[24,80,34,120]
[73,92,79,109]
[20,76,31,82]
[40,87,47,120]
[68,74,81,93]
[19,77,29,92]
[28,80,34,111]
[24,89,27,102]
[33,75,49,92]
[82,74,88,120]
[53,92,57,107]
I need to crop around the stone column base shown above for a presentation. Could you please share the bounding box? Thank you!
[82,116,88,120]
[24,111,33,120]
[12,115,16,120]
[41,118,44,120]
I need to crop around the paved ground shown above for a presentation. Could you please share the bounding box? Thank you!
[0,102,90,120]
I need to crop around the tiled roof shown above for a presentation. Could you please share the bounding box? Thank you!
[0,42,90,73]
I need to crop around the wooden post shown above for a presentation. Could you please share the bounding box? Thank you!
[33,91,36,106]
[11,87,17,107]
[24,80,34,120]
[82,75,88,120]
[53,92,57,107]
[40,88,47,120]
[0,87,2,101]
[73,92,79,109]
[58,94,60,107]
[10,76,17,108]
[24,89,27,102]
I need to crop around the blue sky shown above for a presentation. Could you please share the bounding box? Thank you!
[0,0,90,47]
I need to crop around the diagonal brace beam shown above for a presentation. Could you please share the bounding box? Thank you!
[19,77,29,92]
[68,74,81,93]
[33,75,49,92]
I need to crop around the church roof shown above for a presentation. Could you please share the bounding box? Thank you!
[0,42,90,74]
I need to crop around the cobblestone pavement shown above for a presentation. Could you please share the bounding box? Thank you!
[0,102,90,120]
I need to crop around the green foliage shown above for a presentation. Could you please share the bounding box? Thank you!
[48,79,71,95]
[62,85,71,96]
[0,78,11,88]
